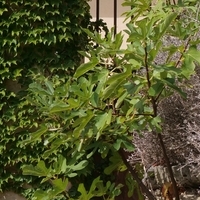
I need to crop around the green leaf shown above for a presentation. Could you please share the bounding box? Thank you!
[49,102,70,113]
[90,92,99,107]
[181,56,195,79]
[70,160,89,171]
[149,116,162,133]
[43,138,67,158]
[51,178,69,196]
[157,13,178,44]
[0,8,8,15]
[162,78,187,98]
[122,140,135,151]
[23,126,48,144]
[74,57,99,78]
[115,91,128,108]
[148,81,164,97]
[103,79,124,100]
[113,139,122,151]
[94,69,109,94]
[186,48,200,64]
[22,161,50,177]
[95,110,112,140]
[73,110,94,137]
[95,113,108,130]
[87,176,106,197]
[33,190,50,200]
[104,153,122,175]
[103,67,131,100]
[45,80,54,95]
[52,155,67,174]
[98,143,110,159]
[29,82,52,96]
[78,183,88,199]
[67,98,79,108]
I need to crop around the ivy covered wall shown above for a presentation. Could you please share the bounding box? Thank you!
[0,0,91,196]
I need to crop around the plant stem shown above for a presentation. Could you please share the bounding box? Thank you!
[119,149,156,200]
[157,133,180,200]
[151,98,180,200]
[144,44,180,200]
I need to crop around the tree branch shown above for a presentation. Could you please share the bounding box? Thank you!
[118,149,156,200]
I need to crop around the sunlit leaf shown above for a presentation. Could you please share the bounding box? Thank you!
[22,161,50,177]
[187,48,200,64]
[181,56,195,79]
[74,57,99,78]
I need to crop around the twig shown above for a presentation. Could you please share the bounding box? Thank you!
[144,43,180,200]
[119,148,156,200]
[157,132,180,200]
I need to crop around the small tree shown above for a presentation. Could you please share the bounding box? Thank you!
[22,0,200,199]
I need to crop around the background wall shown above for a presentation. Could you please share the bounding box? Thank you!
[88,0,129,46]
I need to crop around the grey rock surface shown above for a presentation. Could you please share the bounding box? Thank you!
[147,165,200,188]
[0,192,26,200]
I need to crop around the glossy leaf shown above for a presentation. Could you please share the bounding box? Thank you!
[74,57,99,78]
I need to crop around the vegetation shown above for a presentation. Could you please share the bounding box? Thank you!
[0,0,91,198]
[1,0,200,199]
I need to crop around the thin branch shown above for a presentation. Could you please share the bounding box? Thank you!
[144,45,151,89]
[156,132,180,200]
[175,37,191,68]
[118,149,156,200]
[144,41,180,200]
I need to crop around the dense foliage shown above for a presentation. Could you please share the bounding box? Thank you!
[1,0,200,200]
[0,0,91,198]
[21,0,200,200]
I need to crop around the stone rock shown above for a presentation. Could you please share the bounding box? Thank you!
[147,165,200,188]
[0,191,26,200]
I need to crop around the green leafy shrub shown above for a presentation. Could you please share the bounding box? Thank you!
[22,1,200,199]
